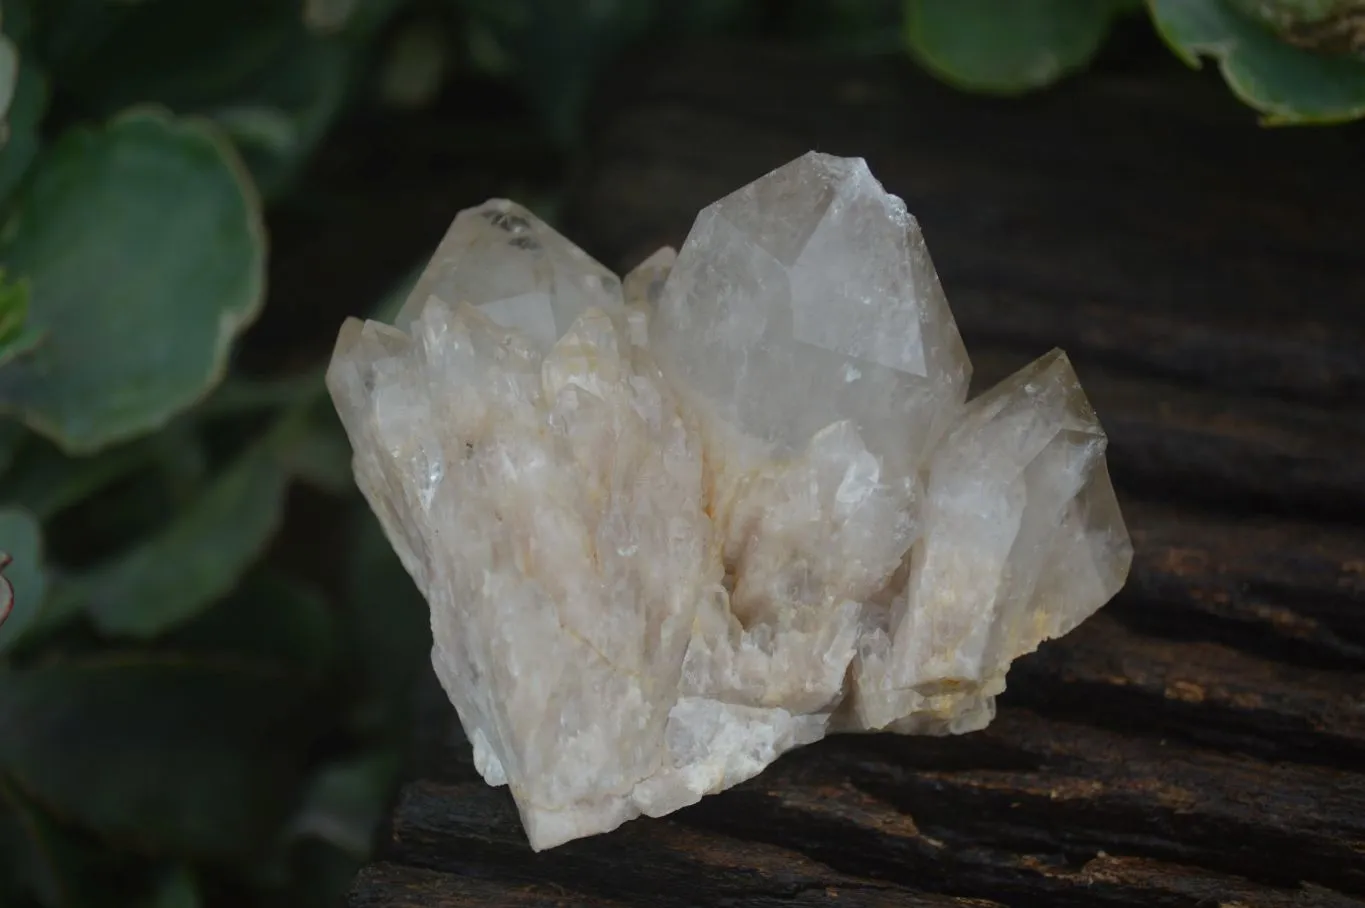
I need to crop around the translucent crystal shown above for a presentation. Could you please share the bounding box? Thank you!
[331,300,714,848]
[397,200,623,349]
[623,246,676,308]
[650,151,970,482]
[327,152,1132,852]
[840,350,1134,733]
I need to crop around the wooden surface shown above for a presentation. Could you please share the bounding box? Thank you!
[349,42,1365,908]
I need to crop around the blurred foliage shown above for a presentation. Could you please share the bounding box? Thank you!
[1151,0,1365,122]
[904,0,1141,95]
[0,2,426,904]
[903,0,1365,121]
[0,0,1359,905]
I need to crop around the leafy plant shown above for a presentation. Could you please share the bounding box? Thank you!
[1150,0,1365,123]
[904,0,1140,95]
[903,0,1365,123]
[450,0,1365,126]
[0,1,429,905]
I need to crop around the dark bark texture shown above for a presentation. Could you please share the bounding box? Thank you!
[349,42,1365,908]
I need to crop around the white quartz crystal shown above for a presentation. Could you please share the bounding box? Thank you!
[327,152,1132,851]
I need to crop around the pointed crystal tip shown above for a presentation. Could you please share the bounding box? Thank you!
[396,199,623,349]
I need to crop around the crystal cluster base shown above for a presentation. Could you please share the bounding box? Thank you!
[327,153,1133,850]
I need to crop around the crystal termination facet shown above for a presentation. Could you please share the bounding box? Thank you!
[326,153,1133,851]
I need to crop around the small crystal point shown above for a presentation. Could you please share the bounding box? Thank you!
[327,153,1131,851]
[396,199,623,349]
[623,246,676,308]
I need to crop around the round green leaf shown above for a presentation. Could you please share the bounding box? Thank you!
[0,57,49,207]
[1150,0,1365,123]
[0,655,310,860]
[904,0,1136,94]
[84,439,288,637]
[289,750,399,857]
[0,107,265,452]
[0,35,18,131]
[0,505,45,653]
[1226,0,1365,56]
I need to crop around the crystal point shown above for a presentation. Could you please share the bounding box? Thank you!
[652,151,971,482]
[397,199,623,349]
[327,155,1131,851]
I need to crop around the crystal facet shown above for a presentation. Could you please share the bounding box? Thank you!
[327,153,1133,851]
[397,199,623,349]
[652,153,970,483]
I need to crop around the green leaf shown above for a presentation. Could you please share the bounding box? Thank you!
[376,18,450,110]
[47,0,297,110]
[304,0,361,34]
[1,0,36,47]
[44,0,364,198]
[0,418,23,477]
[0,107,265,453]
[0,368,329,528]
[0,790,115,908]
[462,0,658,145]
[344,510,429,733]
[0,780,67,907]
[903,0,1135,94]
[0,35,17,132]
[333,0,412,38]
[148,418,209,505]
[1149,0,1365,123]
[1224,0,1365,56]
[0,505,45,653]
[289,750,399,857]
[0,654,309,861]
[0,57,49,206]
[207,34,357,199]
[0,268,39,366]
[277,404,354,494]
[0,268,26,342]
[169,571,335,681]
[1,431,160,521]
[199,371,326,418]
[83,433,289,637]
[143,866,201,908]
[787,0,906,55]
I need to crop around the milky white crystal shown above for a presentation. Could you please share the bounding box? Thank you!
[326,152,1133,851]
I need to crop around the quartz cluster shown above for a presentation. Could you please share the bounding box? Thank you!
[327,152,1133,851]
